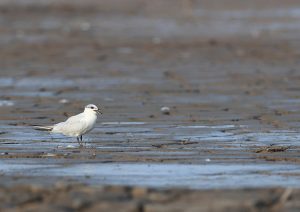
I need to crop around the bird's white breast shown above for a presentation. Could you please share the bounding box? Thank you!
[82,113,97,133]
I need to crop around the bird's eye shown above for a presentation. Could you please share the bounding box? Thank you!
[91,106,94,109]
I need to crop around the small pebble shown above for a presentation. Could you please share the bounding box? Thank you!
[205,158,211,162]
[45,153,56,157]
[59,99,69,104]
[160,106,170,115]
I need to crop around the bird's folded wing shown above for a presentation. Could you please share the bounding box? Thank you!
[53,113,87,135]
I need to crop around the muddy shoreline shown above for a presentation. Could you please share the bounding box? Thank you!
[0,0,300,211]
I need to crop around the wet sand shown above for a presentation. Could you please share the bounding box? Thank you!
[0,0,300,211]
[0,184,298,211]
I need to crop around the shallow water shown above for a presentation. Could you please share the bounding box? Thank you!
[0,123,299,189]
[0,0,300,190]
[0,160,299,189]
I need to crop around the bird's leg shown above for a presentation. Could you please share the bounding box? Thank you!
[80,135,87,147]
[79,135,84,148]
[77,136,83,147]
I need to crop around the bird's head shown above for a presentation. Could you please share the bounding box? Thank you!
[85,104,102,115]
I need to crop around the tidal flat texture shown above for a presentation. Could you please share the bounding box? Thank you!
[0,0,300,211]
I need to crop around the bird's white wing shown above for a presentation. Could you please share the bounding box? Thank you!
[52,113,87,136]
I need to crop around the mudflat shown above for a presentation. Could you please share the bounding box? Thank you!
[0,0,300,211]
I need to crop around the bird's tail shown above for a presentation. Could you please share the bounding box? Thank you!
[33,125,53,131]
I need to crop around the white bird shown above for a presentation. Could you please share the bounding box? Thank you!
[34,104,101,146]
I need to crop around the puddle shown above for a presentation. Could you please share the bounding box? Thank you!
[47,163,300,189]
[176,125,241,129]
[15,77,75,88]
[0,161,57,173]
[0,77,14,87]
[0,161,299,189]
[101,122,146,125]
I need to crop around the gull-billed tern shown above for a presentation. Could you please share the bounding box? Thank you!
[34,104,101,146]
